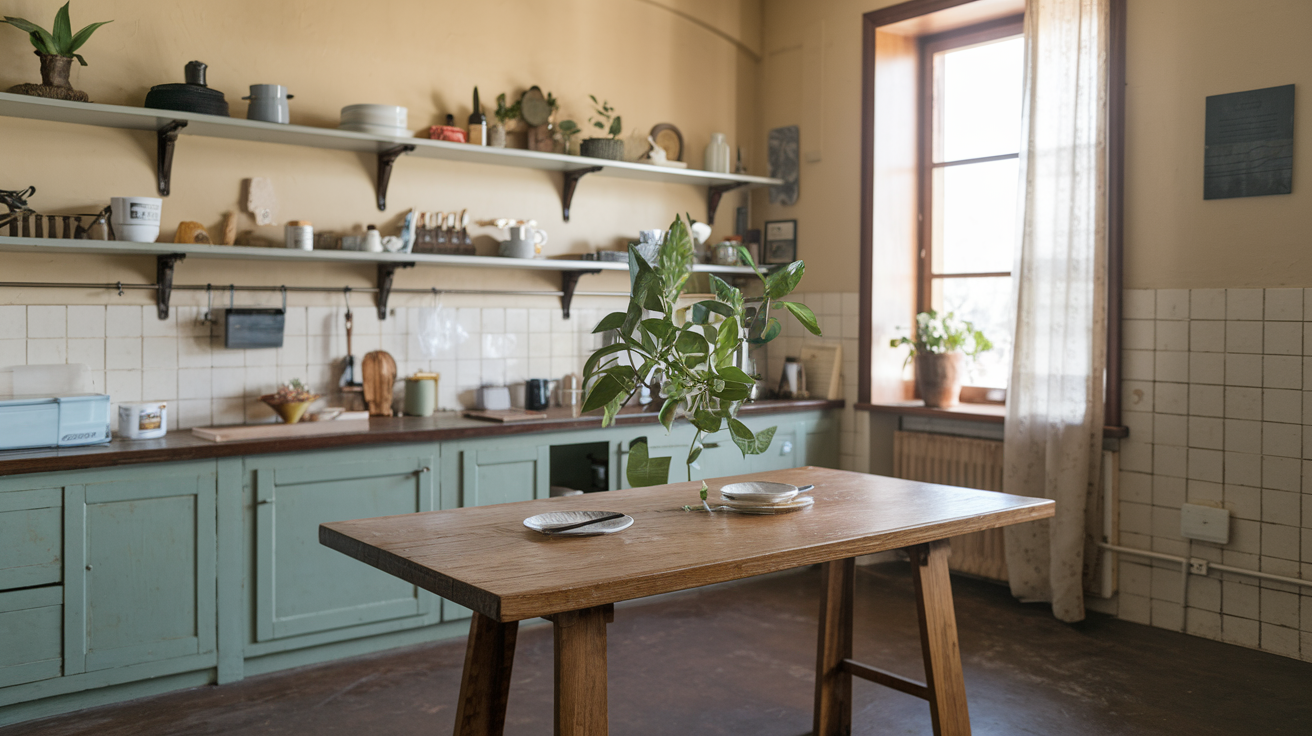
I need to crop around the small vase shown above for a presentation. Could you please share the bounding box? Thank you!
[7,52,90,102]
[915,352,965,408]
[703,132,731,173]
[488,122,507,148]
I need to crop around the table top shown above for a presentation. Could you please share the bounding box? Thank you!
[319,466,1054,622]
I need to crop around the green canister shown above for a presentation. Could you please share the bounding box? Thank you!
[403,374,438,417]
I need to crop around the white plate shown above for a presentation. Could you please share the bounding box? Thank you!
[723,495,815,514]
[719,481,801,504]
[523,510,634,537]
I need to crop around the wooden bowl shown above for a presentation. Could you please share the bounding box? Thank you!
[260,395,320,424]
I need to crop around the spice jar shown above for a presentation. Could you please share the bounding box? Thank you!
[285,220,313,250]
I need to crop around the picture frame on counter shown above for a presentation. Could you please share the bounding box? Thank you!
[763,219,797,264]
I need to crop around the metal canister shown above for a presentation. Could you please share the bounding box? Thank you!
[285,220,313,250]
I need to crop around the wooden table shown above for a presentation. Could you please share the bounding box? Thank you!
[320,466,1054,736]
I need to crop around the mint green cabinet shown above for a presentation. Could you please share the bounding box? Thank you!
[63,464,217,675]
[243,446,440,657]
[0,587,62,689]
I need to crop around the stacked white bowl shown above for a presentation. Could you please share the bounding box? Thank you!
[339,104,409,137]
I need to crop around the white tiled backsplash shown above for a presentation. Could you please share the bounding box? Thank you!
[0,302,607,430]
[1117,287,1312,663]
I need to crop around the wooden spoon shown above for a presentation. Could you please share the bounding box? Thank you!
[361,350,397,416]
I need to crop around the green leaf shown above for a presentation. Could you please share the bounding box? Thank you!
[691,407,722,433]
[640,318,674,342]
[728,419,777,456]
[602,391,626,426]
[687,440,703,466]
[700,481,708,501]
[621,301,642,336]
[609,115,622,138]
[582,373,628,414]
[778,301,822,336]
[52,3,71,54]
[702,323,717,348]
[674,330,708,357]
[764,260,805,299]
[6,17,56,54]
[658,397,678,431]
[71,52,85,66]
[583,342,627,380]
[735,244,759,271]
[593,311,627,333]
[712,383,751,402]
[626,439,671,487]
[714,315,739,361]
[708,274,744,316]
[689,299,734,324]
[719,365,755,384]
[68,20,109,53]
[748,317,781,345]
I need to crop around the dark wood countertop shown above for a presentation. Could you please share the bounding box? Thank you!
[0,399,843,477]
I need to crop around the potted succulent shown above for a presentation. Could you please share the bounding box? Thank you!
[491,92,520,148]
[889,310,993,408]
[582,215,822,508]
[3,2,111,102]
[580,96,624,160]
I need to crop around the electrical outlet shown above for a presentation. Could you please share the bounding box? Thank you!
[780,440,793,455]
[1189,558,1209,575]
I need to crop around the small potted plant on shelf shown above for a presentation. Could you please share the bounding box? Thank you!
[557,119,581,155]
[580,96,624,160]
[491,92,519,148]
[889,310,993,408]
[2,2,111,103]
[581,214,822,508]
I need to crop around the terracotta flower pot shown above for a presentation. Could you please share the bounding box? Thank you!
[914,352,965,408]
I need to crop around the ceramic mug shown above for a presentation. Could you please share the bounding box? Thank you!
[499,225,548,258]
[244,84,293,124]
[110,196,162,243]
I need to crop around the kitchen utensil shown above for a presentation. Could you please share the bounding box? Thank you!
[191,419,369,443]
[224,287,285,349]
[459,209,470,245]
[537,513,626,533]
[404,374,437,416]
[144,60,229,116]
[463,409,547,423]
[523,510,634,537]
[499,224,547,258]
[244,84,294,124]
[117,401,167,439]
[526,378,551,411]
[361,351,397,417]
[340,297,360,388]
[110,196,162,243]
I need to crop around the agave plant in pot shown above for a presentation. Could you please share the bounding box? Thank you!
[889,310,993,408]
[2,2,111,103]
[582,215,822,508]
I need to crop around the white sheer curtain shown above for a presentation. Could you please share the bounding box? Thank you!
[1003,0,1110,623]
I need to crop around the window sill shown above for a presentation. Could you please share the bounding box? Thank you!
[855,401,1129,438]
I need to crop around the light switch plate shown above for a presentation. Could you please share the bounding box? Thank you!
[1180,503,1230,544]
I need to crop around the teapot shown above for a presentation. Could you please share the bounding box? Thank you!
[495,219,548,259]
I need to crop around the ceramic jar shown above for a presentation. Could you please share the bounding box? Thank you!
[244,84,293,124]
[703,132,731,173]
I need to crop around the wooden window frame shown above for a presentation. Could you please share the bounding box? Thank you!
[856,0,1127,432]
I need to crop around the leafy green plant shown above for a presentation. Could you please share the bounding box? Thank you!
[582,215,821,509]
[558,119,581,150]
[588,95,621,139]
[3,2,111,66]
[494,93,520,125]
[888,310,993,368]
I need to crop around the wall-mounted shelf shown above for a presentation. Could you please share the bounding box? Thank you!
[0,236,770,319]
[0,92,781,222]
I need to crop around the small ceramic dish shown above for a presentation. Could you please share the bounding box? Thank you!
[719,481,804,504]
[720,495,815,514]
[523,510,634,537]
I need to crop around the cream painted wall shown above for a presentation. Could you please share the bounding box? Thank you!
[0,0,761,307]
[759,0,1312,292]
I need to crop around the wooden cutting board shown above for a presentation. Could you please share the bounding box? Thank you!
[191,419,371,442]
[361,350,397,417]
[463,409,548,423]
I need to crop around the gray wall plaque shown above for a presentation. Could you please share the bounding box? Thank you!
[1204,84,1294,199]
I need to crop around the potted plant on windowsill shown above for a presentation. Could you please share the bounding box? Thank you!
[580,96,624,160]
[581,214,822,507]
[890,310,993,408]
[3,2,111,103]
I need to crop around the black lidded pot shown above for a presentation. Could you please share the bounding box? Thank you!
[144,61,229,116]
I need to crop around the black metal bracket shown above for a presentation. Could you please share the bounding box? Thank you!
[561,166,603,222]
[376,145,416,211]
[156,253,186,319]
[706,182,749,225]
[157,121,188,197]
[560,269,601,319]
[376,262,415,320]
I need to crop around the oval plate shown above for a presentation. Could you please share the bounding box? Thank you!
[719,481,801,504]
[524,510,634,537]
[723,495,816,514]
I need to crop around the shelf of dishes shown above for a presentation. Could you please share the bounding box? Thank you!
[0,92,781,220]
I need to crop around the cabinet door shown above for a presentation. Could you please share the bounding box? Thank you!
[64,465,217,675]
[0,487,62,591]
[248,452,438,647]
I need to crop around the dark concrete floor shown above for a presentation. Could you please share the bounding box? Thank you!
[7,562,1311,736]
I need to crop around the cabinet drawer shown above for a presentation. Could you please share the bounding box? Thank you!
[0,488,62,591]
[0,586,62,688]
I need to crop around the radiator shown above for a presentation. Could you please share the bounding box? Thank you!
[892,430,1008,581]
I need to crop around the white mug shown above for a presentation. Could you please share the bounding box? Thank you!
[110,196,162,243]
[499,225,548,258]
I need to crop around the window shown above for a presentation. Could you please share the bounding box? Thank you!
[919,22,1024,391]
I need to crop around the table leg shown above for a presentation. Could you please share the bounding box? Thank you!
[813,557,855,736]
[553,605,612,736]
[454,612,519,736]
[910,540,971,736]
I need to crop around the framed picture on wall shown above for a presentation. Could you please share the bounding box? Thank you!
[763,219,797,264]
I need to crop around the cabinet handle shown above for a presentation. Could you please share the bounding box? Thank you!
[257,498,273,505]
[85,565,92,571]
[417,466,431,474]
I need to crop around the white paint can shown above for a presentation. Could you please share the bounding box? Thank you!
[118,401,168,439]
